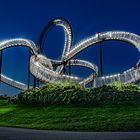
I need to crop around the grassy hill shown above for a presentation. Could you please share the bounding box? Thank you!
[1,100,140,131]
[1,81,140,131]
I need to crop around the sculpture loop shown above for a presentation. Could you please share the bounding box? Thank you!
[0,18,140,90]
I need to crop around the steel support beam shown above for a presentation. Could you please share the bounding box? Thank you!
[93,72,96,88]
[27,49,31,90]
[33,76,36,88]
[37,80,39,87]
[0,51,3,81]
[69,61,71,76]
[100,42,103,77]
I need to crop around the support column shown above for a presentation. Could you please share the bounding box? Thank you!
[33,76,36,88]
[93,72,96,88]
[100,41,103,77]
[69,61,71,76]
[63,62,67,75]
[97,32,103,77]
[37,80,39,87]
[27,49,31,90]
[0,51,3,81]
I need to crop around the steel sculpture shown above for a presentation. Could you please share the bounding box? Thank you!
[0,18,140,91]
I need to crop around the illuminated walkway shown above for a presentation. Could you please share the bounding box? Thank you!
[0,18,140,90]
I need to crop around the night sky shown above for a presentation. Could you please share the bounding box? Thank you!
[0,0,140,95]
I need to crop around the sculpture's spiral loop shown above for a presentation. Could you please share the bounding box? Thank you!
[0,18,140,90]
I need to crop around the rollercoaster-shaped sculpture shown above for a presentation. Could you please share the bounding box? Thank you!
[0,18,140,90]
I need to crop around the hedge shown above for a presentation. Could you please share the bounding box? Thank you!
[18,80,140,105]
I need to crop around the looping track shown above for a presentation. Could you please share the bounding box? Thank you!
[0,18,140,90]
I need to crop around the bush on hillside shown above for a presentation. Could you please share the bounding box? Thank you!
[0,95,7,100]
[18,80,140,105]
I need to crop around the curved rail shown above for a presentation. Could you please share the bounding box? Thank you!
[61,31,140,86]
[36,29,140,87]
[1,74,32,90]
[66,59,98,85]
[0,38,38,90]
[0,38,38,55]
[67,59,98,75]
[38,18,73,74]
[65,31,140,61]
[30,54,79,83]
[37,18,99,84]
[1,18,140,91]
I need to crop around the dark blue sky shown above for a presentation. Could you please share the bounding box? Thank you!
[0,0,140,95]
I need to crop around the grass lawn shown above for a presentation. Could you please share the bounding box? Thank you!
[0,100,140,131]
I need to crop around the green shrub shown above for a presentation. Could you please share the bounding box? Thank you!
[18,81,140,105]
[0,95,6,100]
